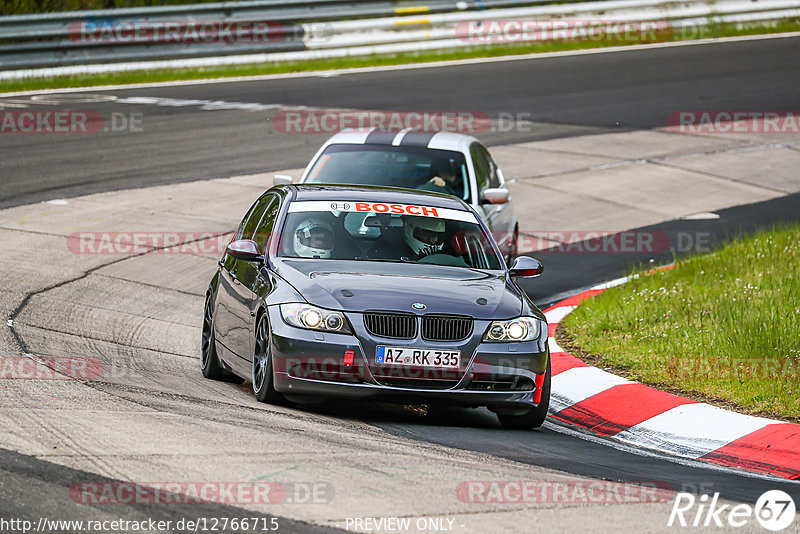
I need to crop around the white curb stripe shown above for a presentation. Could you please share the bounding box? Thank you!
[544,305,576,324]
[550,366,631,412]
[547,337,566,354]
[614,403,774,459]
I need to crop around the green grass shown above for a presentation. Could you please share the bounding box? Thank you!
[2,19,800,93]
[562,225,800,421]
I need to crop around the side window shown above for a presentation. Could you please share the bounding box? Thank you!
[486,151,501,189]
[234,199,261,240]
[239,195,272,241]
[470,143,490,199]
[253,196,280,251]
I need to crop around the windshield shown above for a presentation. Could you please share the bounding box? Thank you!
[278,200,502,270]
[304,145,471,202]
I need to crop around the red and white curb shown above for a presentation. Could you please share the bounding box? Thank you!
[544,273,800,481]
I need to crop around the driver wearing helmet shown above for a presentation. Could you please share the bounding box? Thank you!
[402,216,446,259]
[421,159,463,199]
[293,217,334,258]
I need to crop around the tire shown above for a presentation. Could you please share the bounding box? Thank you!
[252,312,284,404]
[201,293,240,382]
[497,356,551,430]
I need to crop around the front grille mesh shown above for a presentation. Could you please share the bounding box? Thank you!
[422,315,473,342]
[363,312,417,339]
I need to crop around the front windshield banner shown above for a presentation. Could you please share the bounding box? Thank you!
[287,200,479,224]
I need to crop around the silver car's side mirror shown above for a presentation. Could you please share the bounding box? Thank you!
[482,188,510,205]
[273,174,293,186]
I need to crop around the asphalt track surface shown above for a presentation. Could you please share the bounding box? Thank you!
[2,35,800,208]
[2,36,800,530]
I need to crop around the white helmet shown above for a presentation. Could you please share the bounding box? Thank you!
[404,216,446,257]
[294,218,334,258]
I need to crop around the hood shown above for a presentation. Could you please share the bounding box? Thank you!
[275,259,523,320]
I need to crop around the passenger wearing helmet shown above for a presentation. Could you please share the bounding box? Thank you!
[402,216,446,259]
[293,217,334,258]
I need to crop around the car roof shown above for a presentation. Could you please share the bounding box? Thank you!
[321,129,479,152]
[287,184,471,211]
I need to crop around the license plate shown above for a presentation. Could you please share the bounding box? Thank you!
[376,346,460,368]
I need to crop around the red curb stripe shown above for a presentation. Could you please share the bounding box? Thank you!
[550,351,590,376]
[552,383,699,436]
[546,289,604,310]
[701,423,800,480]
[548,323,557,337]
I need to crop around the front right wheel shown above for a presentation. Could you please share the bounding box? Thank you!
[497,357,551,429]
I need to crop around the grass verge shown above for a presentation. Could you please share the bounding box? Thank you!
[561,224,800,421]
[2,20,800,93]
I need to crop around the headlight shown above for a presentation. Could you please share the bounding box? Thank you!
[483,317,542,342]
[280,303,351,334]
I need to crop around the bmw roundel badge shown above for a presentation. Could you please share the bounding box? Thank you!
[412,302,426,310]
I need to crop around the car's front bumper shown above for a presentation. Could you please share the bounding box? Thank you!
[267,306,549,409]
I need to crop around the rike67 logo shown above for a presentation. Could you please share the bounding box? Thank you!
[669,490,796,531]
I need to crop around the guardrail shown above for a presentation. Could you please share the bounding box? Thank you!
[0,0,798,79]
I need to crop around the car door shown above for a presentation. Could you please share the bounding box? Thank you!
[241,196,280,368]
[215,195,273,364]
[471,143,510,243]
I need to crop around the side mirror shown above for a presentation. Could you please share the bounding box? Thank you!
[509,256,543,277]
[273,174,293,186]
[226,239,263,262]
[481,188,510,205]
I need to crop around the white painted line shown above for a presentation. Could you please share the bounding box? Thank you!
[2,31,800,97]
[614,403,774,459]
[544,305,576,324]
[682,212,720,220]
[550,366,631,412]
[590,275,632,290]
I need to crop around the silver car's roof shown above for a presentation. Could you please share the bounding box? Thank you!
[319,129,479,152]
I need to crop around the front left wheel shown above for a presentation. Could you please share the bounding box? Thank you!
[252,312,284,404]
